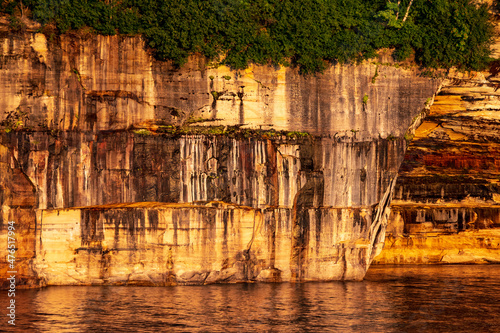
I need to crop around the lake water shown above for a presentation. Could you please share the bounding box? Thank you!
[2,265,499,332]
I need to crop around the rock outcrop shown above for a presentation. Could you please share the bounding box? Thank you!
[373,1,500,266]
[375,69,500,265]
[0,23,440,286]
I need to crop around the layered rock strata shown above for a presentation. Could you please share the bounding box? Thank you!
[375,70,500,265]
[0,27,440,286]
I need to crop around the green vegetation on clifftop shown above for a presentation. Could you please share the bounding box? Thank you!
[1,0,494,73]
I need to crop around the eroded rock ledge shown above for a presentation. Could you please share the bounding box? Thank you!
[32,201,392,285]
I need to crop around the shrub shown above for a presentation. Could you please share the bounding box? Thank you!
[2,0,494,73]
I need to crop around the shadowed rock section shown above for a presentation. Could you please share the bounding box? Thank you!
[0,144,39,288]
[2,133,405,209]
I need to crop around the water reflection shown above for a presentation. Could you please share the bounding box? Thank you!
[2,266,499,332]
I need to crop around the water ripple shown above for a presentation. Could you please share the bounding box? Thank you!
[1,265,499,332]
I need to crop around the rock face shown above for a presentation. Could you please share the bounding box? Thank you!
[32,202,390,285]
[2,133,404,210]
[1,133,403,285]
[375,3,500,265]
[0,32,434,138]
[374,69,500,265]
[0,26,440,286]
[0,144,38,287]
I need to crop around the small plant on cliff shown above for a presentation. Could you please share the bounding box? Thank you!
[133,129,152,136]
[71,68,86,90]
[404,132,414,144]
[8,15,26,32]
[387,133,397,141]
[362,94,369,105]
[207,127,225,135]
[1,108,29,133]
[186,116,207,124]
[286,131,310,139]
[211,91,221,100]
[371,66,379,84]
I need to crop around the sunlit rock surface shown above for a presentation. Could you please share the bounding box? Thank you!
[375,69,500,265]
[376,2,500,265]
[0,32,435,138]
[0,26,440,286]
[31,202,390,285]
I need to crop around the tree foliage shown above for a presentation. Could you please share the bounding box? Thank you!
[0,0,494,73]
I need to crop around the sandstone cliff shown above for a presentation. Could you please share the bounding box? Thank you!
[374,69,500,265]
[374,2,500,265]
[0,22,440,286]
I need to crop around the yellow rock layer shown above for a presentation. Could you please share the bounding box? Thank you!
[374,230,500,265]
